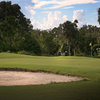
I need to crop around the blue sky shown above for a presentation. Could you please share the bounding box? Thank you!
[0,0,100,30]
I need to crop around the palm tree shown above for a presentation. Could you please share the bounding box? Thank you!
[62,20,79,56]
[98,8,100,24]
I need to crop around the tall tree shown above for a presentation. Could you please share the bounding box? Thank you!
[62,20,79,56]
[98,8,100,24]
[31,29,60,55]
[97,8,100,50]
[20,33,41,55]
[79,25,99,56]
[0,1,33,34]
[41,31,55,55]
[72,20,79,56]
[52,26,66,52]
[0,15,22,53]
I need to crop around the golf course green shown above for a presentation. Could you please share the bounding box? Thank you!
[0,53,100,100]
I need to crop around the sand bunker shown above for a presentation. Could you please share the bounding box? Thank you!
[0,71,82,86]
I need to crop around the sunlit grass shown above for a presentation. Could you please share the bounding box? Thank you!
[0,53,100,81]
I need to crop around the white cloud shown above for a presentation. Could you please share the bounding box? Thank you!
[33,1,54,9]
[46,12,54,27]
[32,0,99,9]
[41,11,51,13]
[43,18,46,25]
[32,11,68,30]
[30,9,36,15]
[54,11,62,20]
[73,10,86,27]
[77,21,85,28]
[30,17,34,20]
[32,0,39,3]
[73,10,85,22]
[25,6,36,16]
[63,15,67,21]
[63,6,74,9]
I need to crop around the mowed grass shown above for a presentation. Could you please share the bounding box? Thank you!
[0,53,100,100]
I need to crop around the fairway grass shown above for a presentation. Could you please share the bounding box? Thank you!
[0,53,100,100]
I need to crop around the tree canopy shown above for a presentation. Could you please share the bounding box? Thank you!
[0,1,100,56]
[0,15,22,53]
[61,20,79,56]
[0,1,33,33]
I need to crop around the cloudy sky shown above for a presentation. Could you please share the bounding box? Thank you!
[1,0,100,30]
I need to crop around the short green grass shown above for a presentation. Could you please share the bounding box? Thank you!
[0,53,100,100]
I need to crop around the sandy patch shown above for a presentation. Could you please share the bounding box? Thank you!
[0,71,82,86]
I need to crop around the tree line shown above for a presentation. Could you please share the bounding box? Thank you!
[0,1,100,56]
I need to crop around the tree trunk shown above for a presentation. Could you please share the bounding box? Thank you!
[68,43,70,56]
[74,47,75,56]
[10,38,12,53]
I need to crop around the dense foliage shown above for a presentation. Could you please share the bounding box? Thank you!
[0,1,100,56]
[0,1,33,33]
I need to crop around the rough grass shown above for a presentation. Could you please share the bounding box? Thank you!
[0,53,100,100]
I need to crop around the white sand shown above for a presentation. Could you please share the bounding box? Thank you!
[0,71,82,86]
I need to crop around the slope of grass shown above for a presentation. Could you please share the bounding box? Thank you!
[0,53,100,81]
[0,53,100,100]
